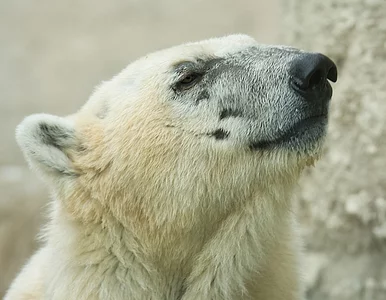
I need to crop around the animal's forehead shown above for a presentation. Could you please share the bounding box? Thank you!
[134,34,258,68]
[107,34,260,89]
[168,34,257,58]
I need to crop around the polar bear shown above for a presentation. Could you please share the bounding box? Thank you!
[5,34,337,300]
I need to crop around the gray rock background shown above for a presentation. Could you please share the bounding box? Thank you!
[282,0,386,299]
[1,0,384,299]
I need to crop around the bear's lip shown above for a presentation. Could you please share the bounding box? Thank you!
[249,113,328,150]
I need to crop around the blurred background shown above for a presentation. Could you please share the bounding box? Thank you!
[0,0,385,299]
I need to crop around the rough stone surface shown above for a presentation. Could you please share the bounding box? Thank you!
[282,0,386,299]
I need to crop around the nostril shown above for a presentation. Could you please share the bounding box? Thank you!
[290,53,338,94]
[308,69,324,89]
[327,65,338,82]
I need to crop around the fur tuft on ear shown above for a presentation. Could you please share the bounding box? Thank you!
[16,114,78,178]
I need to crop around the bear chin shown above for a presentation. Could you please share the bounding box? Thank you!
[249,114,328,152]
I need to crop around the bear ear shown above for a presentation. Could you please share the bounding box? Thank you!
[16,114,78,180]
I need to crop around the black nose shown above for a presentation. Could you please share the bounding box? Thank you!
[290,53,338,92]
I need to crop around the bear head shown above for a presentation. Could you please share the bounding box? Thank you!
[16,35,337,226]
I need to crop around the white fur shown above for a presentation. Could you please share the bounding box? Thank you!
[6,35,309,300]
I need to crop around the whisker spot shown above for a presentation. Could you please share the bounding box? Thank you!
[219,108,243,120]
[209,129,229,140]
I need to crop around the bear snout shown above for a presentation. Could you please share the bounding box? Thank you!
[289,53,338,102]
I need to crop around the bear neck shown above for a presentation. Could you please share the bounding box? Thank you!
[50,171,298,276]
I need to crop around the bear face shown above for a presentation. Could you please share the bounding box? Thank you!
[84,35,336,155]
[16,34,337,227]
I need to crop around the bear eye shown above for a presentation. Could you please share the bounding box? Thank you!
[175,72,202,91]
[180,74,197,84]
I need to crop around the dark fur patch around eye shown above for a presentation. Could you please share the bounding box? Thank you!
[173,58,223,73]
[39,123,72,148]
[209,129,229,140]
[196,89,210,104]
[172,57,225,97]
[173,61,197,73]
[201,57,224,70]
[219,108,243,120]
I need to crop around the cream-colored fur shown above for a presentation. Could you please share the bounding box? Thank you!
[4,34,322,300]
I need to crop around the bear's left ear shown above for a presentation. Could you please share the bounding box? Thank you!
[16,114,79,180]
